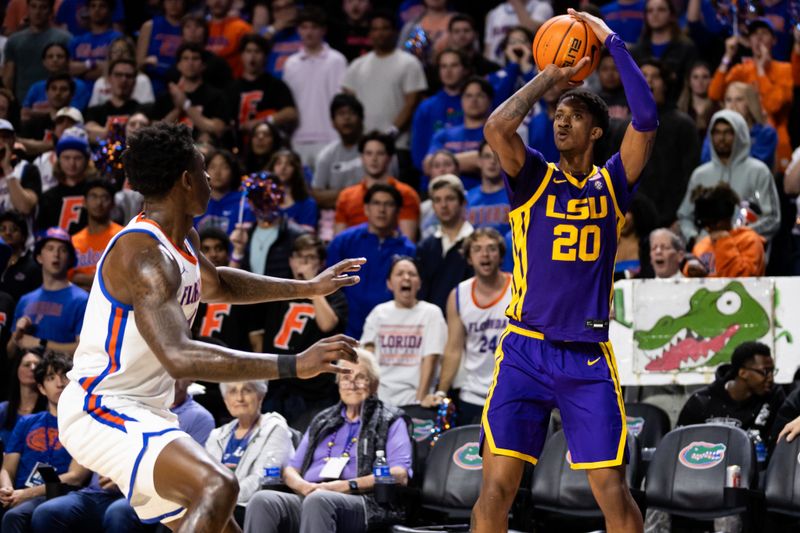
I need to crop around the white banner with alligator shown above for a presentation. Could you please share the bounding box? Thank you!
[610,277,800,385]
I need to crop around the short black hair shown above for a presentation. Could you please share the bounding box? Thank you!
[0,210,29,240]
[731,341,771,373]
[176,42,206,63]
[330,93,364,121]
[296,5,326,26]
[638,56,677,98]
[557,88,610,136]
[199,226,231,249]
[239,33,269,55]
[386,254,418,279]
[462,75,494,99]
[46,72,75,94]
[292,233,327,263]
[34,351,72,386]
[108,58,137,75]
[123,123,199,198]
[206,148,242,192]
[84,179,116,198]
[358,130,395,157]
[692,182,740,228]
[364,182,402,209]
[368,9,397,29]
[42,41,68,59]
[448,12,476,31]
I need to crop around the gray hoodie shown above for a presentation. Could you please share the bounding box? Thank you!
[677,110,780,242]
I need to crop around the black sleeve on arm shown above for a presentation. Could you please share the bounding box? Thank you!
[677,393,707,427]
[21,163,42,197]
[770,387,800,445]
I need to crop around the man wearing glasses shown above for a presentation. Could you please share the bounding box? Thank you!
[677,341,784,453]
[84,59,141,141]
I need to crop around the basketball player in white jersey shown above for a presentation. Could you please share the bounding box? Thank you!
[425,228,511,424]
[58,123,364,533]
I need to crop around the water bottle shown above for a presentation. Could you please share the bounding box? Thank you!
[261,453,282,488]
[372,450,395,503]
[747,429,767,467]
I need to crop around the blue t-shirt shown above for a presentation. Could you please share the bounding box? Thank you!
[23,78,92,111]
[0,401,10,445]
[145,15,183,83]
[528,108,559,164]
[265,29,302,78]
[56,0,126,36]
[6,412,72,488]
[13,285,88,343]
[281,197,318,233]
[194,191,256,236]
[466,186,511,236]
[68,29,123,63]
[326,224,416,338]
[428,125,485,190]
[600,0,646,44]
[410,90,463,171]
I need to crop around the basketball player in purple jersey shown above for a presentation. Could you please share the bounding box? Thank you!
[472,10,657,533]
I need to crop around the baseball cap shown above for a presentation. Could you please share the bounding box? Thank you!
[34,227,77,268]
[56,126,90,157]
[747,17,775,36]
[0,119,15,134]
[55,107,84,125]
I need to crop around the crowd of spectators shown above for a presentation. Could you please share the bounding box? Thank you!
[0,0,798,531]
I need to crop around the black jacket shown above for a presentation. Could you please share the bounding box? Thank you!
[240,217,305,278]
[416,233,473,313]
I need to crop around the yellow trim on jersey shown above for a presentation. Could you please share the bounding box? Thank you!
[547,163,600,189]
[481,330,539,465]
[507,166,554,321]
[568,341,628,470]
[603,166,626,309]
[505,323,545,340]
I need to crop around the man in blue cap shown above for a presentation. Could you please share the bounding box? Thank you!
[7,227,88,357]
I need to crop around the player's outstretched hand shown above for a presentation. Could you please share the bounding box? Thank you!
[309,258,366,296]
[296,334,359,379]
[567,8,613,44]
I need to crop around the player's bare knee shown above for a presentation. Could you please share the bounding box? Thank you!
[479,476,518,506]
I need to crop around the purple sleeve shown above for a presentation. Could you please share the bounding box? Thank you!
[605,34,658,132]
[501,145,549,211]
[288,431,310,471]
[385,418,413,478]
[604,152,635,214]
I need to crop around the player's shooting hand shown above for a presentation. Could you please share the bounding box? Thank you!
[542,57,591,89]
[296,334,359,379]
[308,258,366,296]
[778,416,800,442]
[567,8,613,44]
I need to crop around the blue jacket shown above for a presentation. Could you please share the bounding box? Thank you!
[410,90,463,171]
[326,224,415,338]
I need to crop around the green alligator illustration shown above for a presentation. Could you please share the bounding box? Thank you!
[634,281,770,371]
[679,442,726,468]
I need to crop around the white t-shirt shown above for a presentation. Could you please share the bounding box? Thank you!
[342,49,428,150]
[361,300,446,406]
[484,0,554,64]
[89,73,155,107]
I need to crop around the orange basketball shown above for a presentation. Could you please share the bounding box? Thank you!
[532,15,601,82]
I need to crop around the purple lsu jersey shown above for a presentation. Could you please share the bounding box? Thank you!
[503,146,632,342]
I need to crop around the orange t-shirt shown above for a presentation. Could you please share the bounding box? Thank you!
[334,177,421,228]
[709,59,793,171]
[688,227,765,278]
[207,17,253,79]
[70,222,123,279]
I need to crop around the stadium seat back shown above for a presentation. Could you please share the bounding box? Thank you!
[421,425,483,510]
[764,435,800,514]
[624,402,671,449]
[530,430,639,514]
[645,424,755,516]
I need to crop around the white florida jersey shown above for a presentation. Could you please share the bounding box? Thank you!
[68,214,202,412]
[456,274,512,405]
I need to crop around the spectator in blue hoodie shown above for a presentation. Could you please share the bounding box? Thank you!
[194,149,256,236]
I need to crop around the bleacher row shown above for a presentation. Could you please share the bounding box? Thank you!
[385,402,800,533]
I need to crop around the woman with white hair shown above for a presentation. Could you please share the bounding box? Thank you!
[205,380,294,511]
[243,349,413,533]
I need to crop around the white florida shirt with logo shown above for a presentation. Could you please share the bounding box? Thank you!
[361,300,447,406]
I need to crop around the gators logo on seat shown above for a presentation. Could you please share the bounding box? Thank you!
[627,416,645,437]
[678,441,726,469]
[453,442,482,470]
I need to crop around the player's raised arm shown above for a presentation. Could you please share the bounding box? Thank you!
[569,9,658,185]
[484,57,589,177]
[190,228,365,304]
[107,234,358,382]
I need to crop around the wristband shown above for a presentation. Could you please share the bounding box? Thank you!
[277,353,297,379]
